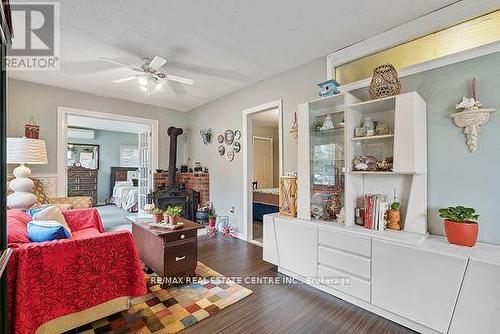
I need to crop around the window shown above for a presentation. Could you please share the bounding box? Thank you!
[120,145,139,167]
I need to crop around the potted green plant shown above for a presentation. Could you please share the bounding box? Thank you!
[208,204,217,228]
[439,206,479,247]
[152,208,164,223]
[165,206,183,225]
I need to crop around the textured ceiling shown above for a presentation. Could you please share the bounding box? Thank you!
[9,0,460,111]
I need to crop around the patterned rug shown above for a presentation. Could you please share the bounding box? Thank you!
[66,262,253,333]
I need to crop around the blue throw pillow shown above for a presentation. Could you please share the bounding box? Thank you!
[27,221,71,242]
[27,206,48,218]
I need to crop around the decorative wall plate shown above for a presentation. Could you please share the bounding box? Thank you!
[233,141,241,153]
[226,149,235,161]
[217,134,224,143]
[234,130,241,140]
[224,130,234,145]
[218,145,225,155]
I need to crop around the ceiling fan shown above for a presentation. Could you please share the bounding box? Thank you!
[99,56,194,92]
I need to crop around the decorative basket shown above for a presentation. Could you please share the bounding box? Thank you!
[369,64,401,99]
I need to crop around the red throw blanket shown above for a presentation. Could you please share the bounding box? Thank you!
[7,208,146,334]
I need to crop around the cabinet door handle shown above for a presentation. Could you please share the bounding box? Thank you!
[175,256,186,262]
[180,234,185,239]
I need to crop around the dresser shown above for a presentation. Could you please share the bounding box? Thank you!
[130,217,203,282]
[67,166,98,205]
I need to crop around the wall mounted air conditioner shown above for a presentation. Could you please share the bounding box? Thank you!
[67,128,95,140]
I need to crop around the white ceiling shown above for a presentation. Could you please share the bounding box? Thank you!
[67,115,148,134]
[10,0,461,111]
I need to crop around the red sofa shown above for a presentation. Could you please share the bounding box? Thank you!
[7,208,147,334]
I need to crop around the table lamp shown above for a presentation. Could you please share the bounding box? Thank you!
[7,137,48,209]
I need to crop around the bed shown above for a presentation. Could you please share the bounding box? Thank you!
[253,188,279,221]
[110,167,139,212]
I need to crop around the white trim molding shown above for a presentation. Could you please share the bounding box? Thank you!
[242,99,283,242]
[326,0,500,89]
[57,107,159,196]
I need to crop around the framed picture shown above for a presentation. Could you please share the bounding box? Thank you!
[217,134,224,143]
[216,215,229,230]
[218,145,225,155]
[67,143,100,170]
[233,141,241,153]
[224,130,234,145]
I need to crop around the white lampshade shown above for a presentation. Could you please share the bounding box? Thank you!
[7,137,48,165]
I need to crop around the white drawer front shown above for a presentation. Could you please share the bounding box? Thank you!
[318,228,371,257]
[318,265,371,302]
[318,246,371,280]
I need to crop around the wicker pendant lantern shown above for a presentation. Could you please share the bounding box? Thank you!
[369,64,401,99]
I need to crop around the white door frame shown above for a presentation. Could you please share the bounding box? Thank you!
[56,107,159,197]
[242,99,283,242]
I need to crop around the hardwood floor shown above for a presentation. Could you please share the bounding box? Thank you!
[185,237,415,334]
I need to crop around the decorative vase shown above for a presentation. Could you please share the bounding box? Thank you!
[444,220,478,247]
[168,216,177,225]
[387,210,401,230]
[208,218,216,228]
[154,214,163,223]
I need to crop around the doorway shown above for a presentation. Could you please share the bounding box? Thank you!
[57,107,158,213]
[242,100,283,244]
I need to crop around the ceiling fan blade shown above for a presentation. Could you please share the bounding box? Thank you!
[113,75,139,83]
[165,74,194,85]
[99,57,142,71]
[148,56,167,70]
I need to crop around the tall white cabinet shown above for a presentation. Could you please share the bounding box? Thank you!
[263,91,500,334]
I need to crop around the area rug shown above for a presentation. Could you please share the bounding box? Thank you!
[68,262,253,333]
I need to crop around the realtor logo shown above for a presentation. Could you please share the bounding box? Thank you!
[5,2,60,70]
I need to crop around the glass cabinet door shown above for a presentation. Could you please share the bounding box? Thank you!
[310,111,345,221]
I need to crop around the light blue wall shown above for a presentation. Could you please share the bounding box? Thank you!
[68,129,138,204]
[355,52,500,244]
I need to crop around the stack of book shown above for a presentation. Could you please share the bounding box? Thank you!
[363,194,389,231]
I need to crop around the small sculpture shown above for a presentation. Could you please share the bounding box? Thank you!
[387,201,401,230]
[290,112,298,139]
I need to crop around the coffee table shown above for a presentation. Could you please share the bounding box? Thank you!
[128,216,204,279]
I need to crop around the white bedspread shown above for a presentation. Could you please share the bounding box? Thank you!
[112,181,138,211]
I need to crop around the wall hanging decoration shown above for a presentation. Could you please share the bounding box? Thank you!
[451,78,496,153]
[233,142,241,153]
[368,64,401,99]
[234,130,241,140]
[290,112,298,139]
[24,117,40,139]
[218,145,225,156]
[317,79,340,97]
[224,130,234,145]
[279,174,297,217]
[226,149,234,162]
[200,128,212,145]
[217,134,224,143]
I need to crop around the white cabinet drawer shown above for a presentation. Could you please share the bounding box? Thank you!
[318,246,371,280]
[319,228,371,257]
[318,265,370,302]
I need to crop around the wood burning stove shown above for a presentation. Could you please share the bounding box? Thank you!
[149,127,200,220]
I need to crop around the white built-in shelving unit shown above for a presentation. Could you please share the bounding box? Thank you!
[298,91,427,238]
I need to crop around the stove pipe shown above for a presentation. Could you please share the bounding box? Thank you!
[167,127,183,186]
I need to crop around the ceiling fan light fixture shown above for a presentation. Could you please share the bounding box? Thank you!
[138,77,148,86]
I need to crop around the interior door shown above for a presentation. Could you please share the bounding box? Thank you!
[253,137,273,189]
[138,129,151,213]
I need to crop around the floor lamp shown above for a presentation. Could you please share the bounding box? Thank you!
[7,137,48,210]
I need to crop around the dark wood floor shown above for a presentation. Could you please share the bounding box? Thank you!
[185,237,415,334]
